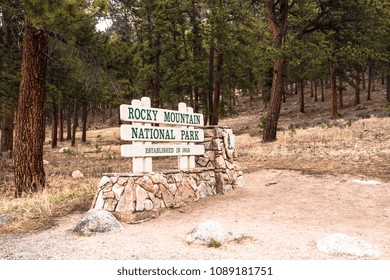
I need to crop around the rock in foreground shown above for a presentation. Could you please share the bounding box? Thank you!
[74,209,123,235]
[0,214,16,227]
[186,220,243,245]
[317,233,380,258]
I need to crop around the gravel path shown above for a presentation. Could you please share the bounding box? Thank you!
[1,170,389,260]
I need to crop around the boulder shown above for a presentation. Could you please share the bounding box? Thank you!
[59,147,71,153]
[186,220,243,245]
[317,233,380,258]
[74,209,123,234]
[0,214,16,227]
[72,170,84,179]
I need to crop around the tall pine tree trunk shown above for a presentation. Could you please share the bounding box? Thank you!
[207,39,215,125]
[211,44,223,125]
[367,66,372,101]
[330,35,338,118]
[263,0,288,142]
[13,17,48,197]
[386,60,390,102]
[1,9,15,154]
[66,106,72,140]
[1,112,14,154]
[299,81,305,113]
[355,71,361,105]
[338,75,343,109]
[190,0,201,113]
[331,67,338,118]
[71,100,78,147]
[59,108,64,142]
[51,93,58,148]
[81,101,88,143]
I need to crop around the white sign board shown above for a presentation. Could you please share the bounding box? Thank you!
[120,104,204,127]
[120,125,204,142]
[121,144,205,157]
[120,97,204,172]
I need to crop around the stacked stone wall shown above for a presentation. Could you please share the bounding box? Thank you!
[92,126,244,223]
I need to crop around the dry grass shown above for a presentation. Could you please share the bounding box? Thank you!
[0,176,96,233]
[0,128,181,233]
[220,84,390,180]
[233,117,390,179]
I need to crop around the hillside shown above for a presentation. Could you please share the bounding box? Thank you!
[222,83,390,181]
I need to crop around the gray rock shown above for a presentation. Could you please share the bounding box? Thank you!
[196,156,209,167]
[74,209,123,234]
[186,220,243,245]
[115,185,135,213]
[99,176,111,188]
[72,170,84,179]
[59,147,71,153]
[355,104,365,111]
[215,155,226,169]
[135,185,148,211]
[112,183,125,200]
[144,199,154,211]
[0,214,16,227]
[196,182,214,199]
[93,191,105,210]
[237,176,245,187]
[317,233,380,258]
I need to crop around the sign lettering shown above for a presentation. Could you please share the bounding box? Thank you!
[121,144,205,157]
[121,125,204,142]
[120,105,204,127]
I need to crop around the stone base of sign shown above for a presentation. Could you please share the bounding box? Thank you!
[91,126,244,223]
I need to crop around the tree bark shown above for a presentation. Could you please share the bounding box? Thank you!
[71,100,78,147]
[211,44,223,125]
[66,106,72,140]
[262,0,288,142]
[81,101,88,143]
[310,80,314,98]
[13,17,48,197]
[386,60,390,102]
[0,8,15,154]
[355,71,361,105]
[330,63,338,118]
[1,112,14,153]
[51,93,58,148]
[320,78,325,102]
[207,38,215,125]
[190,0,201,113]
[338,75,343,109]
[59,109,64,142]
[299,81,305,113]
[367,66,372,101]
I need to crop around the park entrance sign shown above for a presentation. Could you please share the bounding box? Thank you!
[93,98,244,223]
[120,97,205,172]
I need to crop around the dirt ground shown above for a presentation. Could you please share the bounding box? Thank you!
[1,85,389,260]
[0,169,388,260]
